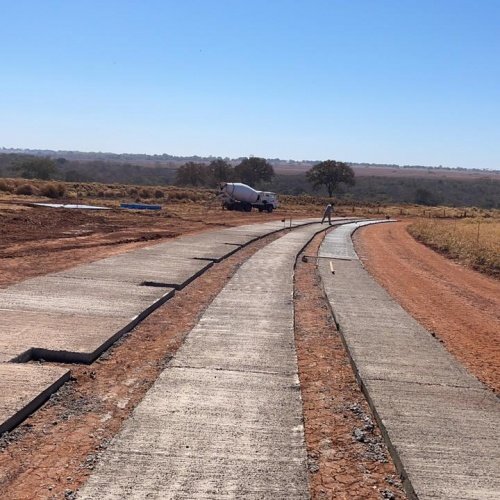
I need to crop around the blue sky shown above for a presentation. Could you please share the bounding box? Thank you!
[0,1,499,169]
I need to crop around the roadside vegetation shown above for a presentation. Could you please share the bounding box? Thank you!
[2,152,498,209]
[2,177,499,218]
[408,218,500,277]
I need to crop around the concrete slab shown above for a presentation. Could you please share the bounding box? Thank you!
[0,219,319,366]
[55,255,212,289]
[0,220,326,441]
[139,239,241,262]
[79,368,308,499]
[0,308,174,363]
[318,221,500,499]
[0,364,70,434]
[128,219,320,265]
[0,278,173,317]
[318,219,393,259]
[78,223,325,499]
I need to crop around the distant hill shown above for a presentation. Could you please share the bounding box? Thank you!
[1,147,498,181]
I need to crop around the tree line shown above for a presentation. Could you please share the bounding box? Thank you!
[174,158,356,198]
[1,154,356,199]
[1,152,498,208]
[174,157,274,187]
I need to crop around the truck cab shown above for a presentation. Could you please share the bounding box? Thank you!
[257,191,279,212]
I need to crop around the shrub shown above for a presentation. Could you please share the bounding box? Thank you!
[0,179,12,192]
[154,189,165,199]
[139,188,151,199]
[15,183,36,195]
[40,182,66,198]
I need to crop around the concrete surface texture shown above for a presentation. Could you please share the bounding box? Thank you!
[0,220,318,439]
[78,223,328,499]
[0,219,318,365]
[0,364,70,435]
[319,221,500,499]
[318,219,394,260]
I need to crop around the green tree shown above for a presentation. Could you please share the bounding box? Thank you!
[306,160,355,197]
[208,159,234,186]
[14,157,57,180]
[175,162,209,186]
[234,157,274,186]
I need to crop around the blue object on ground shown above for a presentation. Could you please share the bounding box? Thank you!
[120,203,162,210]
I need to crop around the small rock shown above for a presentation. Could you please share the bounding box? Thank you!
[381,489,395,499]
[353,428,367,442]
[362,417,375,432]
[308,461,320,473]
[348,403,363,416]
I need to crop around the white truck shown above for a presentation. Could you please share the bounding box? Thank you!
[219,182,279,213]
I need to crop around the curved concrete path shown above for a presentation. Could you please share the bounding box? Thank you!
[78,222,336,499]
[319,222,500,499]
[0,219,322,437]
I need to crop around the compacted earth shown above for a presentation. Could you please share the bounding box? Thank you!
[0,199,496,499]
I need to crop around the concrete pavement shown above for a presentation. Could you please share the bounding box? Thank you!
[0,364,70,435]
[0,219,319,438]
[319,221,500,499]
[78,222,333,499]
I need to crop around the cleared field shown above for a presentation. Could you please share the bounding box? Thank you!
[408,218,500,277]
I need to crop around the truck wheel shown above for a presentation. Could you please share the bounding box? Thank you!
[226,203,234,211]
[258,207,263,212]
[266,205,273,213]
[243,202,252,212]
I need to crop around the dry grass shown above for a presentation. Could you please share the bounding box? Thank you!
[408,218,500,277]
[1,177,498,220]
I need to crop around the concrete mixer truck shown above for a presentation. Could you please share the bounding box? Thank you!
[219,182,279,213]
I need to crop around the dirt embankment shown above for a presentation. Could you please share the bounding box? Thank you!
[354,221,500,393]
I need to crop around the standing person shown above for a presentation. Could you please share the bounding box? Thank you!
[321,201,334,225]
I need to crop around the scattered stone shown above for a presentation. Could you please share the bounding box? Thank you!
[385,475,398,486]
[381,489,395,499]
[353,428,367,442]
[348,402,363,416]
[308,460,320,473]
[64,489,76,500]
[362,417,375,432]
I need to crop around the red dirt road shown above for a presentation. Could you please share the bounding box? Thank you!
[354,221,500,393]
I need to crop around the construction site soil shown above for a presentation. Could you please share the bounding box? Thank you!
[0,199,496,498]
